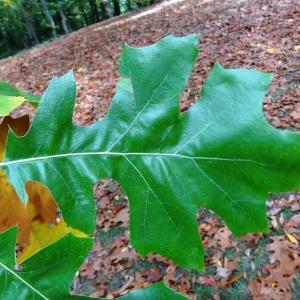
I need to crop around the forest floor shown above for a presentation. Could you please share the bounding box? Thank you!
[1,0,300,299]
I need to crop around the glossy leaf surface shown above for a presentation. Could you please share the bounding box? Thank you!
[0,227,187,300]
[0,227,92,299]
[3,35,300,271]
[119,281,188,300]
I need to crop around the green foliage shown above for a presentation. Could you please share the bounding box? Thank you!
[223,246,237,261]
[0,81,40,116]
[2,34,300,298]
[219,278,250,300]
[292,273,300,300]
[0,227,92,299]
[193,282,216,299]
[0,227,187,299]
[0,0,161,58]
[0,81,40,101]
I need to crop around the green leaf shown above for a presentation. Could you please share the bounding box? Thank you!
[2,34,300,271]
[0,81,40,115]
[0,227,92,299]
[119,281,188,300]
[0,81,22,97]
[0,227,187,300]
[0,95,25,116]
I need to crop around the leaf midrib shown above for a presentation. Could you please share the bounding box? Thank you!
[0,151,272,168]
[0,262,49,300]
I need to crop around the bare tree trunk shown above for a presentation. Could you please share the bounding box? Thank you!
[112,0,121,16]
[19,5,39,44]
[39,0,57,38]
[101,0,113,19]
[56,1,69,34]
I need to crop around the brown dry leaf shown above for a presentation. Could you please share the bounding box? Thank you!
[286,214,300,227]
[110,247,138,265]
[260,265,293,300]
[0,168,31,245]
[268,236,300,269]
[139,267,164,283]
[240,232,262,244]
[0,115,86,263]
[0,116,29,159]
[266,46,277,54]
[199,276,217,288]
[0,116,32,245]
[291,108,300,121]
[249,235,300,300]
[213,227,232,249]
[80,261,98,280]
[164,265,177,285]
[18,181,88,263]
[223,273,243,288]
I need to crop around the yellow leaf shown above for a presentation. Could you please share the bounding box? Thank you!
[1,0,13,9]
[0,116,32,245]
[266,46,277,54]
[17,218,88,263]
[284,230,298,244]
[0,169,32,245]
[0,95,25,117]
[0,116,87,263]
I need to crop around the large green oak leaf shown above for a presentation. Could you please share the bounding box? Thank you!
[0,227,187,299]
[2,35,300,270]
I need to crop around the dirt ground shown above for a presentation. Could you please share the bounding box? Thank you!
[1,0,300,299]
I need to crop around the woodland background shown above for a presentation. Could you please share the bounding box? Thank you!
[0,0,159,59]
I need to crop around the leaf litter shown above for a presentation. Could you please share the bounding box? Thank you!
[0,0,300,299]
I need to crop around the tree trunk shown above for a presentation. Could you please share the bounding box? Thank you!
[112,0,121,16]
[19,5,39,45]
[39,0,57,38]
[101,0,113,19]
[88,0,100,22]
[56,1,69,34]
